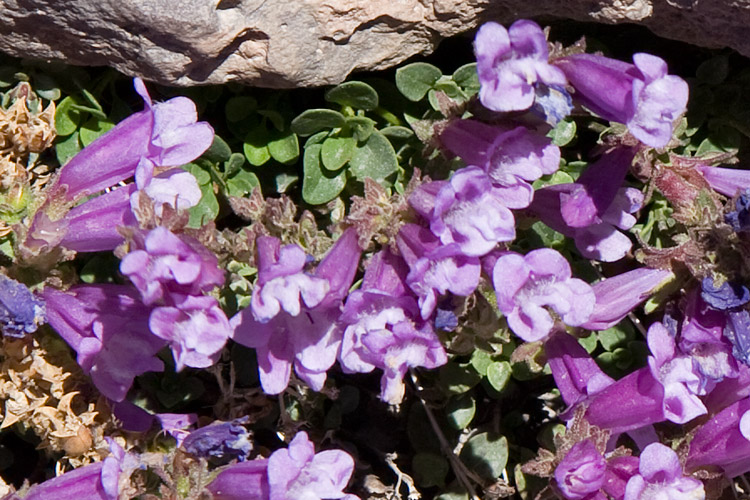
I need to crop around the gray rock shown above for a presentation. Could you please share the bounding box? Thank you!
[0,0,745,88]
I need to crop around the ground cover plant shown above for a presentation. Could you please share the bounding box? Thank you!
[0,16,750,500]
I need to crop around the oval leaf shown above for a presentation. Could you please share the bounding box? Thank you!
[412,453,449,488]
[459,433,508,480]
[79,117,115,147]
[452,63,480,92]
[204,135,233,163]
[268,130,299,165]
[487,361,511,393]
[348,130,398,184]
[55,96,82,136]
[243,125,271,166]
[302,143,347,205]
[325,81,379,110]
[321,135,356,171]
[446,396,476,430]
[396,62,443,102]
[291,109,346,136]
[346,116,376,143]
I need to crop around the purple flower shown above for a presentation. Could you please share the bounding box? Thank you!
[725,309,750,366]
[250,237,330,323]
[686,396,750,477]
[409,167,526,257]
[725,190,750,232]
[267,431,359,500]
[51,78,213,202]
[396,223,480,319]
[58,184,137,253]
[231,229,361,394]
[624,443,704,500]
[156,413,197,447]
[207,459,270,500]
[338,251,447,404]
[0,274,44,338]
[647,322,707,423]
[581,268,672,330]
[700,277,750,311]
[546,329,614,407]
[120,226,224,306]
[490,249,595,342]
[554,53,688,148]
[43,285,165,402]
[678,290,738,383]
[181,419,252,464]
[696,165,750,197]
[474,20,567,112]
[149,295,231,371]
[21,438,135,500]
[440,119,560,192]
[584,367,666,434]
[554,440,607,500]
[529,148,643,262]
[136,167,203,216]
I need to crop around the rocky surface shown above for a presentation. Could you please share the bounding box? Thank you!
[0,0,746,88]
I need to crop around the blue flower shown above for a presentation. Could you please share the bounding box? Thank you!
[725,190,750,232]
[182,418,252,465]
[701,277,750,311]
[0,274,44,338]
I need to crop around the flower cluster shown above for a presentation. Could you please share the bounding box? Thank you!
[11,13,750,500]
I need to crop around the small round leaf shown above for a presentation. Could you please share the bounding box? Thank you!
[291,109,345,136]
[321,135,356,171]
[325,81,379,110]
[302,143,347,205]
[487,361,511,393]
[396,62,443,101]
[446,395,476,430]
[348,130,398,184]
[459,432,508,480]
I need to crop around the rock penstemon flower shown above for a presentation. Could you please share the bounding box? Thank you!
[474,19,567,112]
[554,52,688,148]
[120,226,225,306]
[43,284,166,402]
[338,250,447,404]
[624,443,704,500]
[554,440,607,500]
[409,167,524,257]
[440,119,560,196]
[231,229,361,394]
[489,248,595,342]
[396,223,481,319]
[250,237,330,323]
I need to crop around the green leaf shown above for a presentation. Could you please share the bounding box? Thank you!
[223,153,246,177]
[291,109,346,136]
[275,172,299,193]
[346,116,376,142]
[55,130,82,165]
[79,117,115,146]
[446,395,476,430]
[225,95,258,122]
[549,119,577,147]
[380,126,414,140]
[54,96,82,136]
[470,349,492,376]
[226,168,261,197]
[267,130,299,165]
[325,81,379,110]
[258,110,285,131]
[579,334,598,353]
[486,361,511,393]
[599,322,634,351]
[33,73,61,101]
[459,433,508,480]
[185,163,220,227]
[243,125,271,166]
[203,135,233,163]
[302,143,347,204]
[412,453,449,488]
[321,134,356,171]
[79,254,119,284]
[452,63,480,92]
[396,62,443,101]
[439,362,481,395]
[348,130,398,184]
